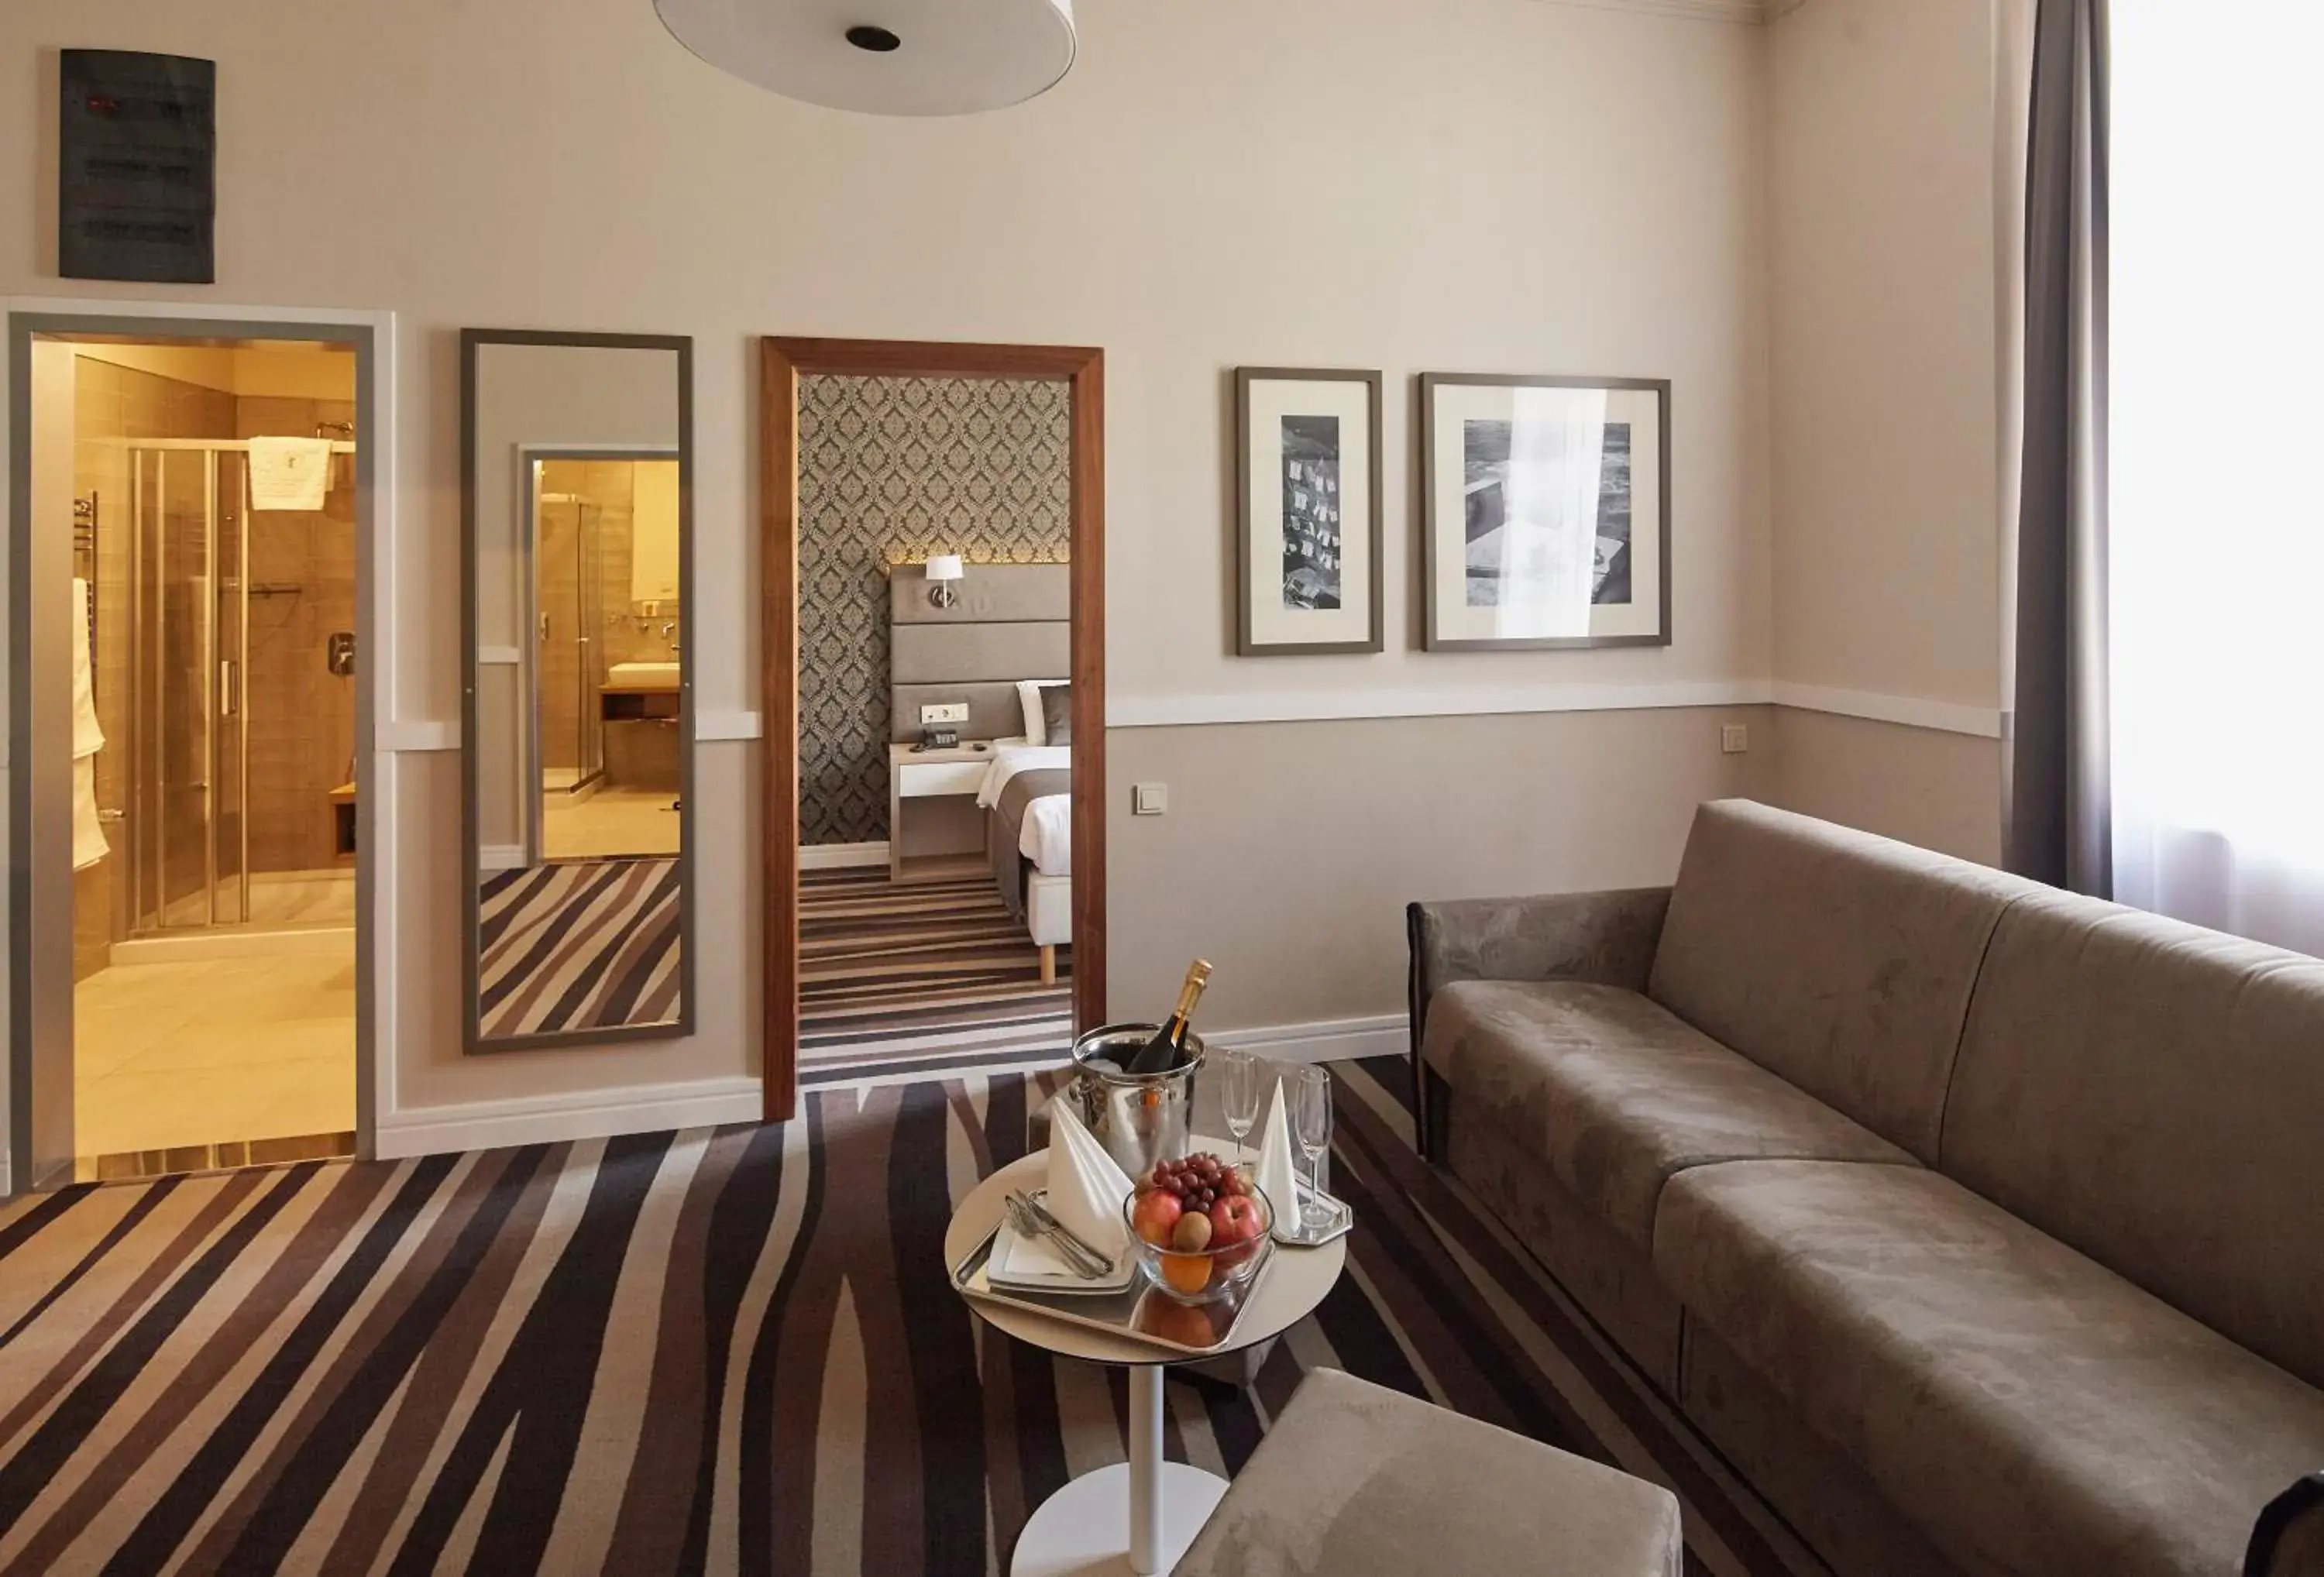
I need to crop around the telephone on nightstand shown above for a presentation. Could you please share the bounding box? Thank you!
[916,727,960,752]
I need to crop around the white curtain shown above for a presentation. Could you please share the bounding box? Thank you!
[2111,2,2324,957]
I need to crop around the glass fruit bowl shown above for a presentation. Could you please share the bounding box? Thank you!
[1122,1155,1275,1307]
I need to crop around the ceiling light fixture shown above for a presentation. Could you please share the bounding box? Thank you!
[655,0,1075,117]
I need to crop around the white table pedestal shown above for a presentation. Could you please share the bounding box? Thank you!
[1011,1364,1227,1576]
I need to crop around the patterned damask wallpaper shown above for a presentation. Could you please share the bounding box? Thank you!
[797,375,1072,845]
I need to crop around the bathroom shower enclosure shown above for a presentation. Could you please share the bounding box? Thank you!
[104,438,352,933]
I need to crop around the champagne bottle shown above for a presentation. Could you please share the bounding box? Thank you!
[1128,960,1212,1074]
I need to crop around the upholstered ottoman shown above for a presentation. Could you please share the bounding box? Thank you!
[1174,1368,1683,1576]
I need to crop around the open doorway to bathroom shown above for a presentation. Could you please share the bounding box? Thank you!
[14,328,365,1183]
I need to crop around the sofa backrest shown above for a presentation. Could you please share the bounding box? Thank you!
[1943,889,2324,1390]
[1648,800,2039,1163]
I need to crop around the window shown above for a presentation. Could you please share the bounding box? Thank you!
[2111,0,2324,955]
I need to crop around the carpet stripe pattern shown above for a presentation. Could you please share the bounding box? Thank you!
[798,866,1072,1083]
[0,1059,1817,1576]
[477,857,682,1037]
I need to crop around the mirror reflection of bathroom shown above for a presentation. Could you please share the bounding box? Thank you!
[48,336,359,1178]
[533,457,683,860]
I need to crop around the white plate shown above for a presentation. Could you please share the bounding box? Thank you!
[987,1193,1137,1296]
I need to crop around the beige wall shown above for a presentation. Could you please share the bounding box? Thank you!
[1762,0,2012,856]
[5,0,1776,1132]
[1767,709,2000,866]
[1112,707,1774,1028]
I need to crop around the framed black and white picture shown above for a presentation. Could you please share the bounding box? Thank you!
[1235,367,1384,655]
[1419,373,1671,651]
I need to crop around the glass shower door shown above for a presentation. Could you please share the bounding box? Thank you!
[129,445,249,933]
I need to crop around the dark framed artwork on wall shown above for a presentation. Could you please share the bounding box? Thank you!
[1418,373,1671,651]
[1234,367,1384,655]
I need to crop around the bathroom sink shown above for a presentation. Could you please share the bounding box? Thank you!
[603,661,682,692]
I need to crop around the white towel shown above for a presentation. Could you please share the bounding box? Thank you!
[71,578,108,870]
[248,436,334,511]
[74,757,108,871]
[70,578,103,758]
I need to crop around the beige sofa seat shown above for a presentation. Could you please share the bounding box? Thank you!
[1942,888,2324,1394]
[1174,1367,1683,1577]
[1655,1160,2324,1577]
[1425,977,1914,1252]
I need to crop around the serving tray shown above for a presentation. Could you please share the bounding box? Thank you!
[954,1218,1278,1357]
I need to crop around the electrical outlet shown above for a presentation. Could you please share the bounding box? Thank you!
[920,702,969,726]
[1133,782,1167,816]
[1721,723,1749,754]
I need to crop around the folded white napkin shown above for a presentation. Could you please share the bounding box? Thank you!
[1047,1103,1135,1259]
[1255,1078,1301,1233]
[990,1104,1136,1286]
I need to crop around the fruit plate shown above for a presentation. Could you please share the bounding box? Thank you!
[953,1220,1279,1357]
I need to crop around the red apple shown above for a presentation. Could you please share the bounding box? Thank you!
[1133,1188,1184,1247]
[1208,1193,1264,1247]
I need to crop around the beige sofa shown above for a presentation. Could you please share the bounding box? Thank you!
[1408,800,2324,1577]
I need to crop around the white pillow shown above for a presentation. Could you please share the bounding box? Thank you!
[1017,679,1070,745]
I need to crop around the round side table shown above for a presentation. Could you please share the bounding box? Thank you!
[945,1143,1347,1576]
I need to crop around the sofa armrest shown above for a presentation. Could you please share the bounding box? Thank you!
[1406,888,1670,1158]
[2247,1472,2324,1577]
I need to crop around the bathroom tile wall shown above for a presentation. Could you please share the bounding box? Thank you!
[236,394,359,875]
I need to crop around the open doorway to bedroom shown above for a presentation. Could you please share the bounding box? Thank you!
[761,338,1104,1114]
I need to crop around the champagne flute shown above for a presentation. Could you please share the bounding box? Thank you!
[1222,1047,1262,1167]
[1291,1065,1333,1231]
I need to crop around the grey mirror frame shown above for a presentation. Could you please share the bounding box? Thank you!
[459,328,696,1054]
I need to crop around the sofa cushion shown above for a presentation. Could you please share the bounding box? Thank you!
[1646,800,2040,1163]
[1421,979,1914,1252]
[1655,1160,2324,1577]
[1174,1368,1683,1577]
[1943,888,2324,1392]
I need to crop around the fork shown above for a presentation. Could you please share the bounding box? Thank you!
[1004,1193,1111,1278]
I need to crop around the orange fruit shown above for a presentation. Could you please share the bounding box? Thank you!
[1160,1252,1212,1295]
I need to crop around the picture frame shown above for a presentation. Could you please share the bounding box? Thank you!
[1234,367,1385,655]
[1418,372,1672,651]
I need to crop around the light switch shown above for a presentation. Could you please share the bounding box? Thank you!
[1721,723,1749,754]
[920,702,969,726]
[1133,782,1167,816]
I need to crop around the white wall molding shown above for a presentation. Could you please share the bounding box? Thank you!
[374,1076,764,1159]
[1771,682,2003,740]
[1105,679,2001,739]
[698,709,764,742]
[378,720,458,752]
[799,840,887,870]
[1208,1013,1409,1065]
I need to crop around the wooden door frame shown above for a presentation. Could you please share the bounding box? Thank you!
[760,337,1106,1122]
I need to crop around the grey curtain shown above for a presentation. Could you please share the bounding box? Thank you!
[2007,0,2111,894]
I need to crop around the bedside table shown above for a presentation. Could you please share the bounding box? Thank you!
[889,740,995,885]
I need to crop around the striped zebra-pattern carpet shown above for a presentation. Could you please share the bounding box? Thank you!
[799,866,1073,1084]
[0,1058,1816,1577]
[478,857,682,1038]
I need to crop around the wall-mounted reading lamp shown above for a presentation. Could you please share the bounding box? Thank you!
[924,554,964,609]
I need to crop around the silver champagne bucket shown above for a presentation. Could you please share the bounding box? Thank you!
[1067,1022,1206,1179]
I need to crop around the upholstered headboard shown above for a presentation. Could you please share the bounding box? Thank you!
[889,562,1071,741]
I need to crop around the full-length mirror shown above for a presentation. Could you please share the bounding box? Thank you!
[462,332,693,1051]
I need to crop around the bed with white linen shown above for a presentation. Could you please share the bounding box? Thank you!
[978,740,1071,981]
